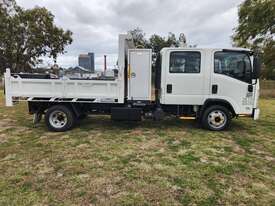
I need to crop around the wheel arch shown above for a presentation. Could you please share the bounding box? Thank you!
[28,102,82,117]
[200,99,236,118]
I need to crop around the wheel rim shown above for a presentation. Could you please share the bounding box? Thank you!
[207,110,227,129]
[49,110,68,129]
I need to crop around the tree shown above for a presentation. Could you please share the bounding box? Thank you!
[149,32,179,54]
[233,0,275,79]
[128,28,181,67]
[0,0,73,74]
[128,28,182,90]
[128,27,149,48]
[129,28,180,54]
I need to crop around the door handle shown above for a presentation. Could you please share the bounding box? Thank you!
[167,84,172,94]
[212,85,218,94]
[248,84,253,92]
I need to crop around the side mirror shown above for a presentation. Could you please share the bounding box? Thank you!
[252,55,261,79]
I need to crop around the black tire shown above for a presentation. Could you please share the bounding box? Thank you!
[45,105,75,132]
[201,105,231,131]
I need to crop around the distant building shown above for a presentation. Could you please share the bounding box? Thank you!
[64,66,92,78]
[78,53,95,73]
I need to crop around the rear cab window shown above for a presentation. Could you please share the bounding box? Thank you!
[169,51,201,73]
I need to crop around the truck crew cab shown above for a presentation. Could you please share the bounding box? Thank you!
[4,34,261,132]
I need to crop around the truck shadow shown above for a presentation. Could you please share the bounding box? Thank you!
[75,115,196,130]
[75,115,248,132]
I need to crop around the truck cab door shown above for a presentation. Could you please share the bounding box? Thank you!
[161,49,209,105]
[211,50,254,115]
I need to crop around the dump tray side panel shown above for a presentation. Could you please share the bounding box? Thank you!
[4,70,123,105]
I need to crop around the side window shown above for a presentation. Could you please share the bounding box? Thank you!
[214,52,252,83]
[170,51,201,73]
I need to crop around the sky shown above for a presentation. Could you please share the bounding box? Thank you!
[16,0,244,70]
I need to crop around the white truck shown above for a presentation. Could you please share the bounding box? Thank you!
[3,34,261,132]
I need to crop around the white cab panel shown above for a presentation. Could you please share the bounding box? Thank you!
[211,74,253,114]
[161,48,209,105]
[210,50,254,114]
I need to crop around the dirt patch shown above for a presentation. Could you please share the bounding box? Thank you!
[0,133,10,144]
[0,118,16,131]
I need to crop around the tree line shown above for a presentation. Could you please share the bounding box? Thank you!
[0,0,72,74]
[129,0,274,80]
[233,0,275,80]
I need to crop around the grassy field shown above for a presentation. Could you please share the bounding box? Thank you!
[0,90,274,206]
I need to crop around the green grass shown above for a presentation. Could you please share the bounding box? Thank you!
[0,90,274,205]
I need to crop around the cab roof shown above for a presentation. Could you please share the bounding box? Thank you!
[161,47,252,54]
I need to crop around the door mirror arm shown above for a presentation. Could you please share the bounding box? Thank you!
[252,53,261,80]
[251,78,258,86]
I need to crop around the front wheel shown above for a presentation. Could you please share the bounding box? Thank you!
[45,105,75,132]
[201,105,231,131]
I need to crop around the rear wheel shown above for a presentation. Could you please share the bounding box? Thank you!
[201,105,231,131]
[45,105,75,132]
